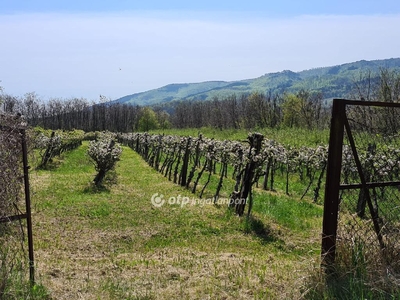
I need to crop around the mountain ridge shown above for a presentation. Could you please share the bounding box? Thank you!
[114,58,400,106]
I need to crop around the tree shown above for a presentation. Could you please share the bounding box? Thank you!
[282,90,325,129]
[138,107,160,131]
[225,94,240,129]
[282,93,301,128]
[0,94,18,113]
[23,92,41,126]
[156,110,171,130]
[377,68,400,103]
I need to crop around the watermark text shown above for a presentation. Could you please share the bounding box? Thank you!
[150,193,245,208]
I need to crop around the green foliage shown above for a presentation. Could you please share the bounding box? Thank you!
[155,110,171,130]
[281,90,324,129]
[377,68,400,102]
[282,93,302,128]
[138,107,160,131]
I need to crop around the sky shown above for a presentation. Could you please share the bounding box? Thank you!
[1,1,400,101]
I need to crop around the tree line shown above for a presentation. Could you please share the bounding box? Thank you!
[1,68,399,132]
[0,90,331,132]
[166,90,329,130]
[0,94,142,132]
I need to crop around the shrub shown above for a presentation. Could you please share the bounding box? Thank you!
[87,133,122,186]
[34,128,84,168]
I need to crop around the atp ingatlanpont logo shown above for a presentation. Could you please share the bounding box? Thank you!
[150,193,245,208]
[150,193,165,207]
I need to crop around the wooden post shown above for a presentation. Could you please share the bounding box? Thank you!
[235,133,264,216]
[180,137,191,186]
[186,134,202,188]
[154,134,163,171]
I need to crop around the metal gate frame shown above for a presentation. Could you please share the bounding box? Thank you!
[321,98,400,267]
[0,124,34,284]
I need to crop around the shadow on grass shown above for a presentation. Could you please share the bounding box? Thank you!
[82,171,118,194]
[35,159,63,171]
[242,215,279,244]
[83,183,111,194]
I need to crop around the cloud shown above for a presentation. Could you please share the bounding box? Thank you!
[0,12,400,100]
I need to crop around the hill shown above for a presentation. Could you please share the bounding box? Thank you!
[114,58,400,106]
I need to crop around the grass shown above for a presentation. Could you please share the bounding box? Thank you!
[303,237,400,300]
[28,141,326,299]
[0,232,49,300]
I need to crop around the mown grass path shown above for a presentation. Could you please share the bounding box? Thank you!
[31,142,322,299]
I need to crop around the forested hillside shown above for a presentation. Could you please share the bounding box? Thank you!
[114,58,400,106]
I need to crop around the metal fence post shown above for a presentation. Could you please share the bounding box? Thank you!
[21,129,35,284]
[321,99,346,269]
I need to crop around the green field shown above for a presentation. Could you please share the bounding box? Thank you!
[27,140,325,299]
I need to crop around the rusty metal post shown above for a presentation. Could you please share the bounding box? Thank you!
[321,99,346,269]
[21,129,35,284]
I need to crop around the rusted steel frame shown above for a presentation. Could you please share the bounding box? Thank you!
[321,99,345,267]
[343,115,385,250]
[0,214,28,223]
[340,181,400,190]
[322,99,400,269]
[21,129,35,285]
[335,99,400,108]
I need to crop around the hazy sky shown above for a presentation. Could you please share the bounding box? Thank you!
[1,0,400,101]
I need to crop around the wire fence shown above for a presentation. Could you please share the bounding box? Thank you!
[322,99,400,284]
[0,114,34,289]
[338,103,400,273]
